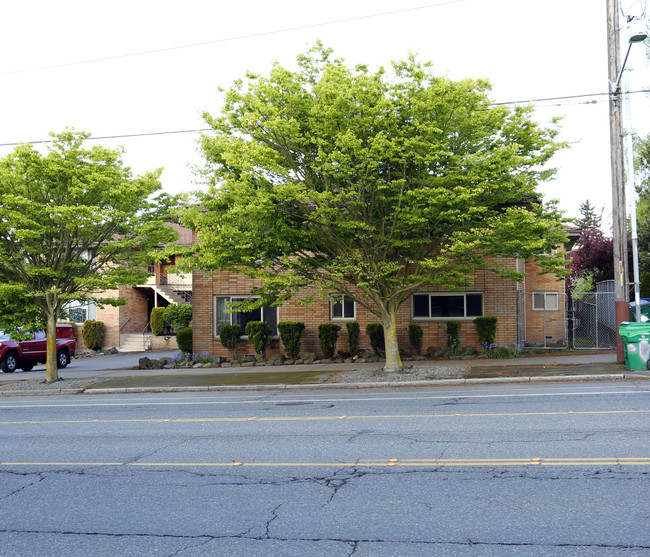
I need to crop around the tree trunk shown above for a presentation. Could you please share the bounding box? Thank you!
[381,306,403,372]
[45,310,59,383]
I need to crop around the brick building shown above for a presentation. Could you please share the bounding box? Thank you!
[68,222,193,351]
[191,255,567,359]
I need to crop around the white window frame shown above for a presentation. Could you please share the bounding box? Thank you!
[331,295,356,321]
[213,296,278,338]
[411,292,484,320]
[65,301,97,323]
[532,292,559,311]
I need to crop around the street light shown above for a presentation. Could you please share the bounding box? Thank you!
[621,28,647,323]
[614,30,648,94]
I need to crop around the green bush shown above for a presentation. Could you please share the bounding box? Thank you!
[446,321,461,350]
[407,323,423,355]
[220,324,242,361]
[245,321,273,358]
[82,319,105,350]
[473,316,498,347]
[150,306,166,336]
[163,304,192,333]
[318,323,341,358]
[176,327,193,354]
[346,321,360,355]
[277,321,305,359]
[365,323,385,356]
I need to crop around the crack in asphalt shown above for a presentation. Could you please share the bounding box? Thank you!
[0,527,647,552]
[264,503,282,539]
[0,471,46,500]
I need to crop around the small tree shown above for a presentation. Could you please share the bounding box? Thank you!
[277,321,305,359]
[366,323,385,356]
[346,321,360,356]
[0,130,177,382]
[220,324,242,361]
[318,323,341,358]
[163,304,192,333]
[245,321,273,358]
[473,316,498,347]
[150,306,166,336]
[407,323,423,355]
[82,320,105,351]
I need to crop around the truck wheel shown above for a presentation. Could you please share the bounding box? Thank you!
[20,362,35,372]
[57,349,69,369]
[1,352,18,373]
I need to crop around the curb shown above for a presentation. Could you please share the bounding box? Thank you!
[2,373,642,397]
[81,374,632,394]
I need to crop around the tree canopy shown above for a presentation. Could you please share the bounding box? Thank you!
[182,45,568,372]
[0,130,177,381]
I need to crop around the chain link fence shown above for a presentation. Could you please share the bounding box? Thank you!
[571,283,616,349]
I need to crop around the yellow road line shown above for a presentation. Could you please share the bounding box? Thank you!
[1,458,649,467]
[1,409,648,425]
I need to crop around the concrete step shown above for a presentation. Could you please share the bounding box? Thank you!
[119,333,151,352]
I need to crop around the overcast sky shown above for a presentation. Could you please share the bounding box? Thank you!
[2,0,649,226]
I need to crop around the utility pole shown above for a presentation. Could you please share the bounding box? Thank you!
[607,0,628,362]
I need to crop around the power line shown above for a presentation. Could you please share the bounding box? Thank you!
[1,1,471,76]
[0,129,212,148]
[1,88,648,148]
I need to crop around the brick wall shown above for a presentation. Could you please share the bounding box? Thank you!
[96,289,120,349]
[192,258,527,358]
[522,259,567,345]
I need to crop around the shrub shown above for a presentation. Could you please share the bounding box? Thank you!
[176,327,193,354]
[277,321,305,359]
[220,324,242,361]
[481,343,521,359]
[365,323,385,356]
[473,316,498,347]
[318,323,341,358]
[346,321,360,355]
[163,304,192,333]
[82,320,105,350]
[150,306,166,336]
[407,323,423,355]
[446,321,461,351]
[245,321,273,358]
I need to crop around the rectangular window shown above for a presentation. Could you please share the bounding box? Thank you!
[213,296,278,337]
[532,292,559,311]
[412,293,483,319]
[331,295,355,320]
[65,301,97,323]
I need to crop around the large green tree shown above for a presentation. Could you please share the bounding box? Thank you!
[182,45,568,372]
[0,130,177,382]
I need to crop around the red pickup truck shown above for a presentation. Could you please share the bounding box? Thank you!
[0,324,77,373]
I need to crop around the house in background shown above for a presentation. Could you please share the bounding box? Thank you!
[68,222,193,351]
[191,253,567,360]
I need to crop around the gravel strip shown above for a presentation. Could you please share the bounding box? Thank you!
[0,378,100,393]
[326,365,470,383]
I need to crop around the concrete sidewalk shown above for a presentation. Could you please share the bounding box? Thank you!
[1,349,648,396]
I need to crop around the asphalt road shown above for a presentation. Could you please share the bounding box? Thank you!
[1,381,648,556]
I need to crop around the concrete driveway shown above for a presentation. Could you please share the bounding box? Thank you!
[0,350,179,382]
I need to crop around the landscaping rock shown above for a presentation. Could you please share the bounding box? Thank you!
[138,357,153,369]
[269,354,286,365]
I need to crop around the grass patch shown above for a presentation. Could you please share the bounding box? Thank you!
[85,370,338,390]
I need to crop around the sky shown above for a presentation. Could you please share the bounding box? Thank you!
[1,0,649,226]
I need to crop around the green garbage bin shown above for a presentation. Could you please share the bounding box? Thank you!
[618,322,650,371]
